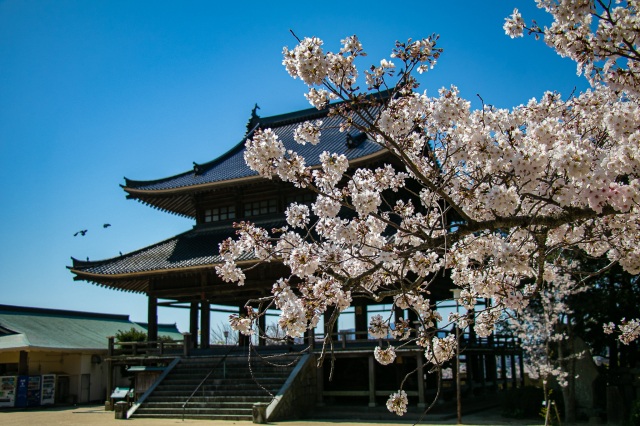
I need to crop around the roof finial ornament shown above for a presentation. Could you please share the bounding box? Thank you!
[246,103,261,135]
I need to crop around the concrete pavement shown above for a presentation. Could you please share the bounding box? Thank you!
[0,404,544,426]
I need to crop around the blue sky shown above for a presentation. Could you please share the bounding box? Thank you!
[0,1,589,333]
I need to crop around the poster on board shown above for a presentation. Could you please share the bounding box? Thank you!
[41,374,55,405]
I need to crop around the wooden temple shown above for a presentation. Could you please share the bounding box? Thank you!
[68,99,524,416]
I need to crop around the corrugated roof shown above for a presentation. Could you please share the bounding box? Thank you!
[0,305,181,352]
[135,322,183,341]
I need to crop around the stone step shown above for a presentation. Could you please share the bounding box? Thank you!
[142,395,272,404]
[166,370,291,380]
[133,413,253,421]
[155,375,289,386]
[173,367,293,373]
[148,389,277,398]
[131,353,298,421]
[143,400,266,409]
[167,368,287,376]
[135,407,253,415]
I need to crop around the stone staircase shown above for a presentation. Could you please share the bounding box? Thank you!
[131,351,300,420]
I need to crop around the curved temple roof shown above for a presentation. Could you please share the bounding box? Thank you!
[71,95,391,296]
[69,218,286,293]
[122,101,387,217]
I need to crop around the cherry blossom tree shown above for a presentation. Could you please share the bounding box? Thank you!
[218,0,640,416]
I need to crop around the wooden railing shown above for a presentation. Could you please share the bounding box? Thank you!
[107,333,194,358]
[309,329,521,352]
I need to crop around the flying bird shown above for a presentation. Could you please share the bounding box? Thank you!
[74,230,87,237]
[103,223,111,228]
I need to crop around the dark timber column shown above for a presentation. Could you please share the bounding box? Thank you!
[355,303,368,341]
[510,353,517,388]
[258,313,266,346]
[324,306,337,341]
[147,295,158,342]
[189,302,199,348]
[518,352,525,387]
[501,350,508,389]
[200,302,211,349]
[18,351,28,376]
[417,354,426,408]
[316,360,325,406]
[238,305,250,346]
[368,355,376,407]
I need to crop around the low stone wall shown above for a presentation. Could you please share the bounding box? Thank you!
[266,353,317,421]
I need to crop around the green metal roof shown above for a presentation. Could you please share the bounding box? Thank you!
[135,322,184,341]
[0,305,182,352]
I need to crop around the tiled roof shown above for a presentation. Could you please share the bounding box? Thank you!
[0,305,181,352]
[122,101,387,217]
[69,217,286,292]
[124,109,384,192]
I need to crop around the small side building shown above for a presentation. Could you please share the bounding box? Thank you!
[0,304,181,406]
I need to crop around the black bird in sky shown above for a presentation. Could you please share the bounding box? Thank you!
[103,223,111,228]
[74,230,87,237]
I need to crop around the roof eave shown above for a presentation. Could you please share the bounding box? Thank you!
[122,148,390,198]
[0,346,109,354]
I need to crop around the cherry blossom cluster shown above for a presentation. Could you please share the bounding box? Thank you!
[218,0,640,416]
[505,1,640,95]
[508,266,584,389]
[386,389,409,416]
[374,346,397,365]
[504,0,640,346]
[604,318,640,345]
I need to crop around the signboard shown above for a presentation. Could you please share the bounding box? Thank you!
[15,376,28,408]
[41,374,55,405]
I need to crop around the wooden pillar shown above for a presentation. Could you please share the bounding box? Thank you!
[183,333,192,357]
[479,353,486,393]
[368,355,376,407]
[200,302,210,349]
[238,305,249,346]
[324,306,337,341]
[417,354,426,408]
[189,302,199,348]
[510,353,517,388]
[18,351,28,376]
[518,352,525,388]
[501,351,508,389]
[105,358,113,408]
[394,306,403,323]
[305,328,315,350]
[258,313,266,346]
[466,352,475,394]
[354,303,368,341]
[147,296,158,342]
[486,353,497,391]
[316,360,325,406]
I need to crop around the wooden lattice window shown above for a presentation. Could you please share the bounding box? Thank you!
[244,199,277,217]
[286,192,315,206]
[204,205,235,222]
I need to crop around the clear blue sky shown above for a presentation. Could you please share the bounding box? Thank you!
[0,1,589,333]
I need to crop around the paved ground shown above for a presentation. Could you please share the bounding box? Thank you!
[0,404,545,426]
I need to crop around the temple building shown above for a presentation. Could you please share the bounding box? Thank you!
[68,99,523,421]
